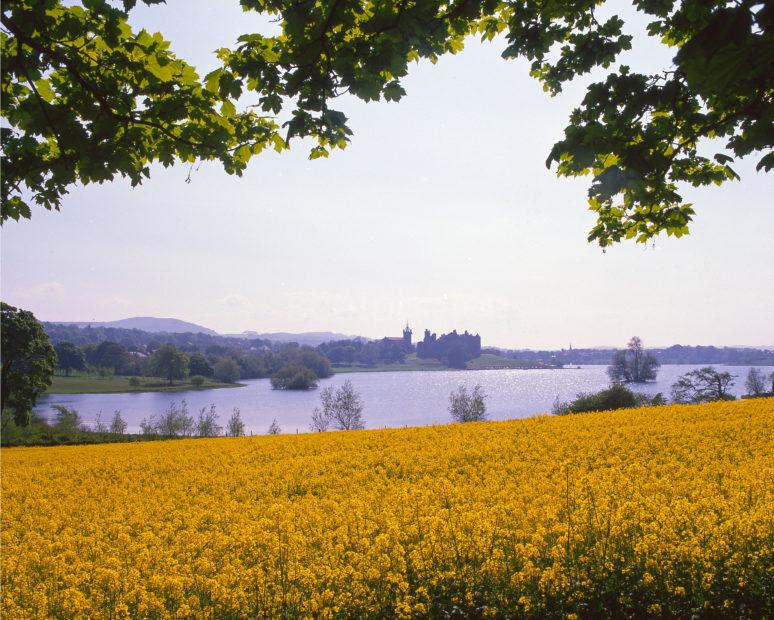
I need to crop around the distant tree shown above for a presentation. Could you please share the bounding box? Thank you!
[93,413,108,433]
[1,302,57,426]
[296,349,332,378]
[310,407,331,432]
[448,384,487,422]
[52,404,83,433]
[314,380,365,431]
[196,404,221,437]
[607,337,660,383]
[54,341,86,376]
[744,368,768,397]
[93,341,130,374]
[671,367,736,403]
[770,371,774,395]
[271,364,318,390]
[226,408,245,437]
[188,352,214,377]
[213,358,241,384]
[109,410,127,435]
[190,375,206,388]
[149,345,189,386]
[267,419,282,435]
[155,400,194,437]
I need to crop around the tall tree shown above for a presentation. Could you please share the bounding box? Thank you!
[2,1,771,245]
[1,302,57,425]
[149,344,189,385]
[744,367,767,396]
[607,337,660,383]
[671,367,736,403]
[54,340,86,376]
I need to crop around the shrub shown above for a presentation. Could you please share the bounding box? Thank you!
[268,419,281,435]
[110,411,127,434]
[155,400,194,437]
[448,384,487,422]
[196,404,221,437]
[226,408,245,437]
[271,364,318,390]
[52,404,84,433]
[554,384,639,415]
[190,375,206,388]
[128,376,141,387]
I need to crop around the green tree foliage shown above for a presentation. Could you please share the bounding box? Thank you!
[188,352,214,377]
[226,407,245,436]
[52,404,83,433]
[607,337,660,383]
[448,384,487,422]
[1,302,57,425]
[270,364,318,390]
[190,375,206,388]
[3,1,771,245]
[54,340,86,376]
[213,357,241,383]
[196,404,221,437]
[148,344,189,385]
[671,367,736,403]
[90,340,129,374]
[553,384,666,414]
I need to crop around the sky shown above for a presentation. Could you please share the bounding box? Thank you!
[2,1,773,349]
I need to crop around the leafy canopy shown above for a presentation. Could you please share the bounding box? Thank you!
[0,302,57,426]
[2,0,772,245]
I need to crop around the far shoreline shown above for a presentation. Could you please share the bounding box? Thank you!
[45,375,246,396]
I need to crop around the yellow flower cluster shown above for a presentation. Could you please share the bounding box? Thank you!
[2,399,773,619]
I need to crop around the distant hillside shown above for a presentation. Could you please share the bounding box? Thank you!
[54,317,218,335]
[224,331,365,347]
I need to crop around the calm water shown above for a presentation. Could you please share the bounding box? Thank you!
[36,365,771,435]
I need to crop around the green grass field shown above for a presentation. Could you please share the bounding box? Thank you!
[46,374,243,394]
[333,353,556,373]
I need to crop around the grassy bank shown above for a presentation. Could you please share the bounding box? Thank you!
[46,374,243,394]
[333,353,558,373]
[2,398,771,618]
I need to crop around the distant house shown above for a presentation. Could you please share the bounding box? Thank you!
[382,323,414,353]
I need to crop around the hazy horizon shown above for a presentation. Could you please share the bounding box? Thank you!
[2,1,772,350]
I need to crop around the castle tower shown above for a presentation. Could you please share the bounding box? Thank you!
[403,322,412,349]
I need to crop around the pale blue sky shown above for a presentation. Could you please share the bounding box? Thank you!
[2,1,772,348]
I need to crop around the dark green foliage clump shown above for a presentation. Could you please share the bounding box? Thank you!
[554,384,666,415]
[271,364,318,390]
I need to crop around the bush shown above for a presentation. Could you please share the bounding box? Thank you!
[271,364,318,390]
[128,376,141,387]
[268,419,281,435]
[196,404,221,437]
[110,411,127,434]
[190,375,206,388]
[448,384,487,422]
[52,404,84,433]
[226,408,245,437]
[154,400,194,437]
[554,384,639,415]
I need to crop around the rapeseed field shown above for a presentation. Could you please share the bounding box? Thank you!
[2,399,772,619]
